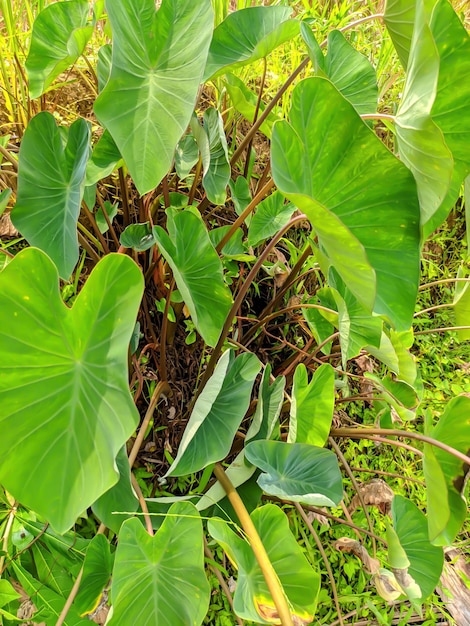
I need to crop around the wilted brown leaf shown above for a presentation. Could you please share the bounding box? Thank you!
[348,478,394,515]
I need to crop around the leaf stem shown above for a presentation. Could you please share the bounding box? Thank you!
[294,502,345,626]
[213,464,294,626]
[331,428,470,466]
[414,325,470,335]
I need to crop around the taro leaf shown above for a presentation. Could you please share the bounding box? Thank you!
[303,295,336,355]
[202,108,230,205]
[95,201,118,234]
[328,270,383,363]
[0,249,144,533]
[94,0,213,195]
[391,495,444,599]
[324,30,378,116]
[225,73,278,137]
[75,535,113,616]
[108,504,209,626]
[466,175,470,254]
[196,365,284,511]
[26,0,93,99]
[0,189,12,217]
[120,222,156,252]
[288,363,335,447]
[0,580,20,608]
[385,520,421,600]
[153,209,233,347]
[367,329,420,389]
[384,0,415,68]
[11,561,89,625]
[85,130,122,187]
[271,77,420,330]
[395,0,470,237]
[300,21,325,72]
[174,135,199,180]
[230,175,252,218]
[92,447,138,534]
[208,504,320,624]
[245,440,343,507]
[204,6,299,80]
[97,43,112,92]
[166,350,261,477]
[453,267,470,341]
[365,372,418,421]
[423,395,470,545]
[300,26,378,115]
[11,112,90,279]
[248,191,296,247]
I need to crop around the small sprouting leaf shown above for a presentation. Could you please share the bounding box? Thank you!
[120,223,156,252]
[85,130,122,187]
[202,108,230,205]
[248,191,296,247]
[175,135,199,180]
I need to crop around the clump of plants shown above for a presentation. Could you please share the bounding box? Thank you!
[0,0,469,625]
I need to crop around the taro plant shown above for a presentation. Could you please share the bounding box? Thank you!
[0,0,469,624]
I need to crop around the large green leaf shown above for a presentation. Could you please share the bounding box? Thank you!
[288,364,335,447]
[0,249,144,533]
[391,495,443,599]
[196,365,284,511]
[384,0,415,68]
[423,395,470,545]
[208,504,320,624]
[166,350,261,477]
[11,112,90,279]
[75,535,113,616]
[108,504,209,626]
[204,6,299,80]
[92,446,139,533]
[26,0,93,99]
[395,0,470,236]
[94,0,213,195]
[153,209,233,347]
[245,440,343,507]
[271,77,420,330]
[323,30,378,116]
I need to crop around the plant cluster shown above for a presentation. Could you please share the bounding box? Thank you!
[0,0,469,625]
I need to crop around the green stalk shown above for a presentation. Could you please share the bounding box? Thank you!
[213,464,294,626]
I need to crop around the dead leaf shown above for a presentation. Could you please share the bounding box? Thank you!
[372,568,403,602]
[334,537,380,575]
[348,479,394,515]
[306,509,330,528]
[0,213,18,237]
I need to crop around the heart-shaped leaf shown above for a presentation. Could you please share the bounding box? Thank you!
[288,363,335,447]
[208,504,320,624]
[271,77,421,330]
[166,350,261,477]
[26,0,93,99]
[153,209,233,347]
[390,495,443,599]
[75,535,113,616]
[11,112,90,279]
[108,503,210,626]
[204,6,299,80]
[423,395,470,545]
[395,0,470,236]
[245,440,343,507]
[94,0,213,195]
[0,248,144,533]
